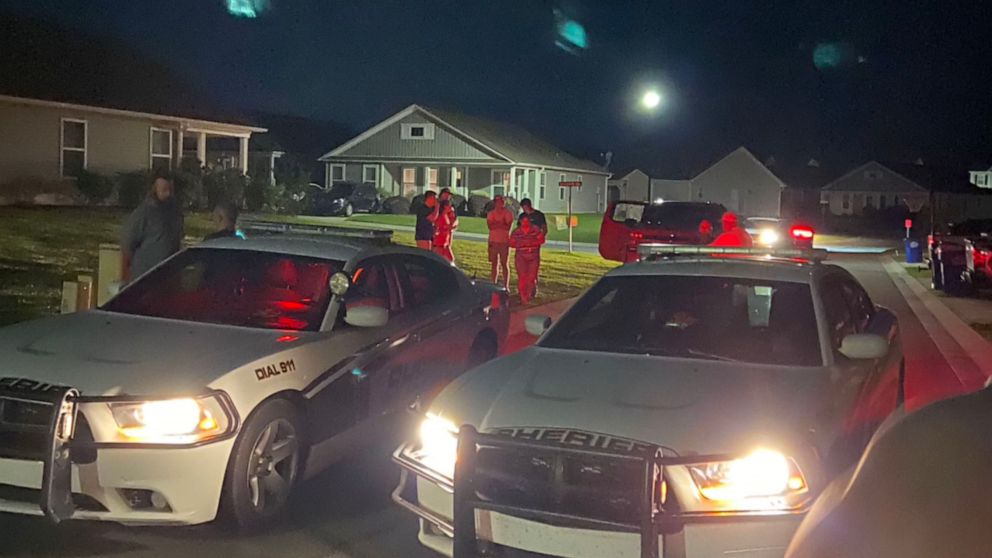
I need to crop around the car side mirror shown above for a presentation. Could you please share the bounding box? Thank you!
[525,314,552,337]
[345,305,388,328]
[838,333,888,360]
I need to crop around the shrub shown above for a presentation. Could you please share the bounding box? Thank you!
[450,193,468,215]
[116,170,152,208]
[172,158,205,210]
[203,168,248,209]
[382,196,411,214]
[75,170,114,204]
[467,194,490,217]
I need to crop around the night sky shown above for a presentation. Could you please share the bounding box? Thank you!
[1,0,990,175]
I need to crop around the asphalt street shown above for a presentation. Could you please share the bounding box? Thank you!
[0,253,978,558]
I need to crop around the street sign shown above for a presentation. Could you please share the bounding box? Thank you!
[904,218,913,229]
[558,181,582,188]
[557,181,582,252]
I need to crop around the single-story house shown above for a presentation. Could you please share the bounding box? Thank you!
[634,147,786,217]
[0,94,266,198]
[607,169,651,204]
[821,161,992,222]
[969,165,992,189]
[318,104,610,213]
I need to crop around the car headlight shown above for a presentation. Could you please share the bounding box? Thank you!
[109,394,234,444]
[689,449,808,511]
[757,228,780,247]
[416,413,458,479]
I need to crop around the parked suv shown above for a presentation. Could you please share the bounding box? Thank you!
[310,181,381,216]
[599,200,727,262]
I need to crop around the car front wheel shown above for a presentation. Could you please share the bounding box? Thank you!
[344,203,354,217]
[221,398,302,531]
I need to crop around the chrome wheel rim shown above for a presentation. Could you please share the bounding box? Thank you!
[246,418,298,515]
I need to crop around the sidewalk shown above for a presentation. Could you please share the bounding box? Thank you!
[502,296,577,355]
[881,257,992,405]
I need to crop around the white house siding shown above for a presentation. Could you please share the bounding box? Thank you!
[820,162,929,216]
[650,179,693,202]
[690,148,783,217]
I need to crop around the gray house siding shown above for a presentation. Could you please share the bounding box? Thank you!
[690,148,783,217]
[650,179,693,202]
[334,112,499,162]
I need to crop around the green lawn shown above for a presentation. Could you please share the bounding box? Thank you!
[0,207,615,326]
[348,212,604,244]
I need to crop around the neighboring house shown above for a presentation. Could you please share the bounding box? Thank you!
[318,104,609,212]
[969,165,992,189]
[0,94,266,198]
[821,161,992,222]
[646,147,786,217]
[607,169,651,203]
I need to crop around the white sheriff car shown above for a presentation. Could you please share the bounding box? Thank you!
[394,246,904,558]
[0,223,508,529]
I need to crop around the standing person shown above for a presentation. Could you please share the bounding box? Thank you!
[432,199,458,263]
[517,198,548,235]
[486,195,514,289]
[698,219,715,244]
[510,215,545,304]
[204,201,240,241]
[120,171,184,282]
[415,191,438,250]
[709,212,753,247]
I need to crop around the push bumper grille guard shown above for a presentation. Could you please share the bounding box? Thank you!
[0,384,79,523]
[393,424,778,558]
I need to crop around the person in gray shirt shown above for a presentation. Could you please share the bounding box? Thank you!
[120,172,184,282]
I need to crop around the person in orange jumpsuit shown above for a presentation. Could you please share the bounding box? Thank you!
[509,215,546,304]
[432,199,458,263]
[709,211,753,247]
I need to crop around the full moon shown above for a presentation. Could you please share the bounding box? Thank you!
[641,90,661,109]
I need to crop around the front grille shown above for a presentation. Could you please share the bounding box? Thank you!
[0,484,107,512]
[475,446,646,525]
[0,398,54,460]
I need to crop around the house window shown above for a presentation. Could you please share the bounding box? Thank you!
[402,167,417,195]
[539,171,546,199]
[865,195,874,209]
[577,174,583,191]
[842,194,850,210]
[362,165,378,186]
[879,195,887,208]
[426,167,439,190]
[330,164,346,183]
[60,118,87,179]
[492,170,510,197]
[150,128,173,170]
[401,123,435,140]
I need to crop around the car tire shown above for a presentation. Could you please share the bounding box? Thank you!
[466,330,498,369]
[941,263,969,296]
[344,203,354,217]
[930,257,944,290]
[220,398,302,531]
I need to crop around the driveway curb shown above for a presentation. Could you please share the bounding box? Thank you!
[881,256,992,385]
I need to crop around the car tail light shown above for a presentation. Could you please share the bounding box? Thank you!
[629,231,644,241]
[789,225,814,241]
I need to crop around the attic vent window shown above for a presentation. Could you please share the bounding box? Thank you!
[864,170,883,180]
[401,123,435,140]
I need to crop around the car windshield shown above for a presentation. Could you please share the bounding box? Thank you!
[103,248,343,331]
[540,274,822,366]
[327,183,355,198]
[640,204,726,228]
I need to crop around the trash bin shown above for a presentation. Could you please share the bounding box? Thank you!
[904,238,923,264]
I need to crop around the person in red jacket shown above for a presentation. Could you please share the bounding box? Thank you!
[432,199,458,263]
[709,212,753,247]
[509,215,546,304]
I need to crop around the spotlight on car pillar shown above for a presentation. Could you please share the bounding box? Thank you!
[329,272,351,297]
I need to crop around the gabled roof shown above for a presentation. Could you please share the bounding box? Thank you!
[822,161,984,194]
[692,146,788,189]
[320,104,608,175]
[608,169,649,182]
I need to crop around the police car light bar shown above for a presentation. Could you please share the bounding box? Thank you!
[636,243,828,261]
[238,219,393,243]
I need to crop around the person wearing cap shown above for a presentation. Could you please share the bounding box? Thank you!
[510,215,545,304]
[709,211,753,247]
[204,201,240,241]
[486,195,514,289]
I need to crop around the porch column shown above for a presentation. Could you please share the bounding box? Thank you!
[238,136,249,174]
[196,132,207,167]
[174,128,183,167]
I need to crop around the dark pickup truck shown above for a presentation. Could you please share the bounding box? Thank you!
[928,219,992,294]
